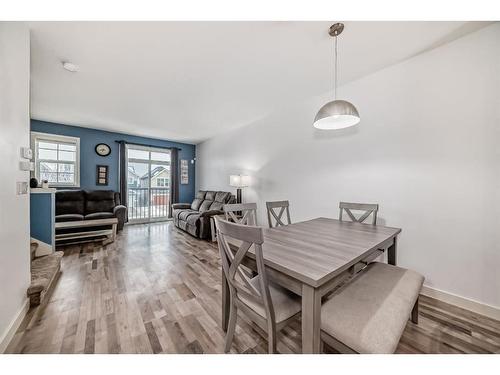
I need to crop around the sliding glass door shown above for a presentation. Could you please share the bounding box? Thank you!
[126,145,171,223]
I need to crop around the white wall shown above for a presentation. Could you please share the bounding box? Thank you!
[197,23,500,309]
[0,22,31,348]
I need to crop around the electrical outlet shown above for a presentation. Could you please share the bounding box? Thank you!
[17,181,28,195]
[19,161,34,171]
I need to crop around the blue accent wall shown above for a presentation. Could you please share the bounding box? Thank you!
[30,192,54,245]
[31,120,196,204]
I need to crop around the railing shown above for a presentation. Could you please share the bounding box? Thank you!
[127,187,170,222]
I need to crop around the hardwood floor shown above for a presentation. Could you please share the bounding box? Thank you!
[6,222,500,354]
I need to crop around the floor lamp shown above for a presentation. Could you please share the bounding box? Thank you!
[229,174,249,204]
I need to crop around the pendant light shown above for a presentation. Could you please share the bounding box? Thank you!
[313,23,360,130]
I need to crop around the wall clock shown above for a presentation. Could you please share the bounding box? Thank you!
[95,143,111,157]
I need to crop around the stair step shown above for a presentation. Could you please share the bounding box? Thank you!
[27,251,64,307]
[30,241,39,261]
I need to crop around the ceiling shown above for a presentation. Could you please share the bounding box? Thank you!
[28,21,491,144]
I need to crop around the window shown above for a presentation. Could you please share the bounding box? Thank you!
[156,177,169,187]
[31,132,80,187]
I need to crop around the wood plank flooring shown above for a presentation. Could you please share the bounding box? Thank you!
[6,222,500,354]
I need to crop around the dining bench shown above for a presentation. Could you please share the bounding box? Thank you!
[320,262,424,353]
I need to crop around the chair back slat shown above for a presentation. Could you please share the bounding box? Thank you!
[339,201,379,225]
[266,200,291,228]
[214,217,275,323]
[224,240,261,296]
[224,203,257,226]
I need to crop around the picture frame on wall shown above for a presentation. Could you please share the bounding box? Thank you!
[180,159,189,185]
[96,165,109,186]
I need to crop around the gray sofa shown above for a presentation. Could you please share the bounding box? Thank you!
[172,190,235,239]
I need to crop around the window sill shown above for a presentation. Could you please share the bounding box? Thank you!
[31,188,57,194]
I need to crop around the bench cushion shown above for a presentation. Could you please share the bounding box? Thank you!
[321,262,424,353]
[239,276,301,323]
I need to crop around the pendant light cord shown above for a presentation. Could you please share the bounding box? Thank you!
[334,34,338,100]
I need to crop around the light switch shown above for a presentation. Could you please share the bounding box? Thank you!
[20,147,33,159]
[17,181,28,195]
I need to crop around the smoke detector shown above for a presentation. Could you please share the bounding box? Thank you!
[62,61,79,72]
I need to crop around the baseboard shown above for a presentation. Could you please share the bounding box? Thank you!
[421,285,500,321]
[31,237,53,257]
[0,298,29,353]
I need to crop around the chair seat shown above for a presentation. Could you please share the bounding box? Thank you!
[177,210,199,222]
[186,213,201,226]
[239,276,301,323]
[321,262,424,353]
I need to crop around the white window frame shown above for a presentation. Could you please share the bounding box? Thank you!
[31,132,81,188]
[156,177,167,187]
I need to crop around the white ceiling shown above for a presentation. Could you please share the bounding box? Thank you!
[29,21,491,144]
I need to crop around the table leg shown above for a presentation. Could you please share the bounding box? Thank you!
[302,284,321,353]
[210,217,217,242]
[388,236,397,265]
[222,269,230,332]
[111,223,117,243]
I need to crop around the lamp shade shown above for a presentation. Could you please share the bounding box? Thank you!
[313,99,360,130]
[229,174,249,188]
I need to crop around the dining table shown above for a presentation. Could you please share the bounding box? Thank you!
[221,217,402,353]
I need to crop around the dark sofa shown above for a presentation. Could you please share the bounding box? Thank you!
[55,190,127,231]
[172,190,235,239]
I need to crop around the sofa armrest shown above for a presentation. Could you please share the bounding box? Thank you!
[200,210,224,218]
[172,203,191,210]
[113,205,127,231]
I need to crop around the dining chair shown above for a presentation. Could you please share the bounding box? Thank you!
[320,262,423,353]
[266,200,292,228]
[339,202,379,225]
[223,203,257,225]
[214,216,301,353]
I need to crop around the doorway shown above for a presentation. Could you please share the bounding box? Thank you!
[126,145,171,223]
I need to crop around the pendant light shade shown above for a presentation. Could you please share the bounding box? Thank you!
[313,99,360,129]
[314,23,360,130]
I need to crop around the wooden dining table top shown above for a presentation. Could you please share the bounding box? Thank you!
[231,217,402,288]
